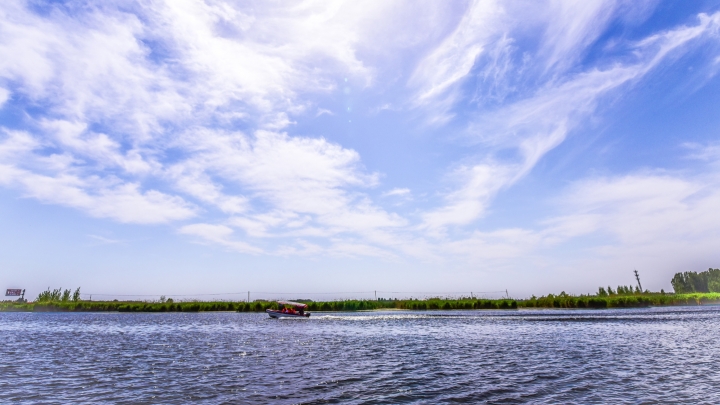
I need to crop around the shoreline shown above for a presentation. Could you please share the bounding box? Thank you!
[2,293,720,313]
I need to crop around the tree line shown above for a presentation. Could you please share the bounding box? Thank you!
[597,285,645,296]
[671,268,720,293]
[36,287,81,302]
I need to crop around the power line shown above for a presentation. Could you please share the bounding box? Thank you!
[376,290,506,294]
[81,292,249,297]
[79,290,507,297]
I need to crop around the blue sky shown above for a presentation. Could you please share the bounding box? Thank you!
[2,0,720,300]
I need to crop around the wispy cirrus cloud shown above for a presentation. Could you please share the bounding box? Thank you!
[419,9,720,232]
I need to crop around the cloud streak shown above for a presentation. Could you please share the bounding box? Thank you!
[420,9,720,231]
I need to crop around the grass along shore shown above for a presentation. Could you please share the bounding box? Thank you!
[2,292,720,312]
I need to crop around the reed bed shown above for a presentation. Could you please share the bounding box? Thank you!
[520,292,720,308]
[2,293,720,312]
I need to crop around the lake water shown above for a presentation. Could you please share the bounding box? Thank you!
[1,306,719,404]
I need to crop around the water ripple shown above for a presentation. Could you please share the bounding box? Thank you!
[1,306,719,404]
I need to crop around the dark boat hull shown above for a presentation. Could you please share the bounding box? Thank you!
[266,309,310,318]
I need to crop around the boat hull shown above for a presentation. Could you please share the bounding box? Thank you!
[266,309,310,318]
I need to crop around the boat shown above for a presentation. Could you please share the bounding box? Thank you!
[266,300,311,318]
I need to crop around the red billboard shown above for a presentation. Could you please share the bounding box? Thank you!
[5,289,22,296]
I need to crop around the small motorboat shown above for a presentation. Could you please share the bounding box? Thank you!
[266,300,311,318]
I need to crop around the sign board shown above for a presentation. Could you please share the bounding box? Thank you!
[5,289,22,296]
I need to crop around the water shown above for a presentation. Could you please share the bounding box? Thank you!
[1,307,719,404]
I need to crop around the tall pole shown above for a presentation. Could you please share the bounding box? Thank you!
[375,290,377,301]
[248,291,250,303]
[506,289,509,299]
[634,270,643,292]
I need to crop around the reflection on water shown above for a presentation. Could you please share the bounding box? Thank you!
[1,307,719,404]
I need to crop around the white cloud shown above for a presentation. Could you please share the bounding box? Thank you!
[1,0,720,271]
[179,223,262,254]
[0,87,9,108]
[0,128,195,224]
[422,163,511,230]
[551,173,717,246]
[88,234,122,245]
[409,0,504,124]
[423,10,720,231]
[537,169,720,290]
[0,165,196,224]
[684,142,720,163]
[382,188,411,197]
[0,0,400,236]
[315,108,334,117]
[536,0,619,73]
[432,165,720,289]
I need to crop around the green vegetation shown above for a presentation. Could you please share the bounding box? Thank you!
[35,287,81,303]
[671,268,720,293]
[0,298,518,312]
[521,292,720,308]
[0,300,267,312]
[303,298,518,311]
[597,285,642,296]
[2,293,720,313]
[3,270,719,313]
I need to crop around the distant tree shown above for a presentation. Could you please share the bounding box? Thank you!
[689,272,709,292]
[35,287,81,302]
[707,269,720,292]
[671,272,693,293]
[598,287,608,297]
[35,288,50,302]
[671,269,720,293]
[607,286,615,295]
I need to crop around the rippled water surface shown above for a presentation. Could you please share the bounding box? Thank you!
[2,307,720,404]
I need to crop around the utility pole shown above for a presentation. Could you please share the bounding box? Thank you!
[506,289,509,299]
[375,290,377,301]
[247,291,250,303]
[634,269,643,292]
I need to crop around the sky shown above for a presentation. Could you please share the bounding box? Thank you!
[2,0,720,301]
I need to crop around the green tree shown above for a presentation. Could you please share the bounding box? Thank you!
[671,272,693,293]
[72,287,81,302]
[707,269,720,292]
[671,269,720,293]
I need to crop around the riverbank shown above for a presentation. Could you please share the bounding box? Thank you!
[2,292,720,312]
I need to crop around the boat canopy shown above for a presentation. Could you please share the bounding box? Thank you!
[277,300,308,309]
